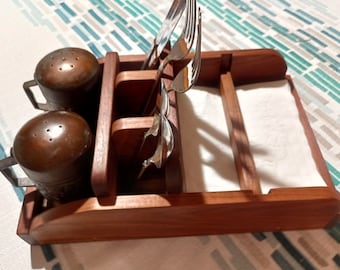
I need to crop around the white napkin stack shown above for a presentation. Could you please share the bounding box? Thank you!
[178,80,326,194]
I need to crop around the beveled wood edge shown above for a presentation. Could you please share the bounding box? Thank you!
[287,76,340,198]
[115,70,158,89]
[112,116,154,132]
[16,187,41,244]
[230,48,287,85]
[29,187,338,228]
[22,186,338,244]
[91,52,119,197]
[172,48,287,86]
[111,48,286,87]
[220,72,262,194]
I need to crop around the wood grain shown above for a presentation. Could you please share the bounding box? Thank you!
[91,52,119,197]
[16,49,340,245]
[220,72,262,193]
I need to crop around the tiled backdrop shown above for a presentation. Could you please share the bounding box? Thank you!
[0,0,339,269]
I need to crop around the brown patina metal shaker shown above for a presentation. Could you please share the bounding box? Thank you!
[23,47,100,125]
[1,111,94,204]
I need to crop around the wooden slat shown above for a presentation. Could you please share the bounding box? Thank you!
[25,187,339,244]
[220,72,262,193]
[91,52,119,197]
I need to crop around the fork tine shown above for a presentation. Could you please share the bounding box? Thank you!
[142,0,198,114]
[186,0,197,42]
[183,0,192,36]
[191,8,202,84]
[142,0,186,70]
[170,7,202,93]
[184,0,193,37]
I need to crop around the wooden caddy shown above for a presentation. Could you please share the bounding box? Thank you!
[17,49,340,244]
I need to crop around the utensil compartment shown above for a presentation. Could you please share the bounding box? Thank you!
[111,55,182,195]
[16,49,340,245]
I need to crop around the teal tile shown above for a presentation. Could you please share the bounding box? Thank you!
[88,9,106,25]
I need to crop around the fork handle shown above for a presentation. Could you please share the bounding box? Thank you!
[136,160,150,180]
[141,40,158,70]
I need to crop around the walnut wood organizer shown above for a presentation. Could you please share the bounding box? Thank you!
[17,49,340,244]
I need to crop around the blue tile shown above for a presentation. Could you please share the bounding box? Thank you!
[321,29,340,43]
[112,11,128,25]
[273,233,316,269]
[60,2,76,17]
[271,250,295,270]
[225,8,242,20]
[281,52,305,74]
[102,43,112,53]
[126,1,145,16]
[296,9,324,24]
[88,42,103,57]
[251,1,276,16]
[80,21,101,40]
[327,161,340,186]
[55,8,71,24]
[88,9,106,25]
[41,245,56,261]
[137,42,150,53]
[328,26,340,37]
[276,0,291,7]
[304,74,328,92]
[289,51,312,68]
[310,70,339,95]
[97,5,115,20]
[284,9,312,24]
[124,5,138,17]
[328,91,340,103]
[72,25,90,41]
[329,64,340,73]
[111,30,132,50]
[266,36,290,51]
[44,0,54,6]
[297,29,327,47]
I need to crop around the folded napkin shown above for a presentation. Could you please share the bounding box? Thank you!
[178,80,326,194]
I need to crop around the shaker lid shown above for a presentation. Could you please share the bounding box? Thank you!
[34,47,99,91]
[13,111,93,171]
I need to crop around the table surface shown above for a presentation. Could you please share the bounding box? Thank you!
[0,0,339,269]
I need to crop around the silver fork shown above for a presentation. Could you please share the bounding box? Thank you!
[142,0,197,114]
[166,8,202,95]
[140,6,201,146]
[137,8,202,180]
[141,0,186,70]
[136,90,173,180]
[156,0,197,76]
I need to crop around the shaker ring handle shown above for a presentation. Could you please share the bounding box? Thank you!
[23,80,49,111]
[0,149,34,187]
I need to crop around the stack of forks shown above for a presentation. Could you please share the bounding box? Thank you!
[137,0,202,179]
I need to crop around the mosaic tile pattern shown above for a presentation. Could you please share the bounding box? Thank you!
[0,1,339,269]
